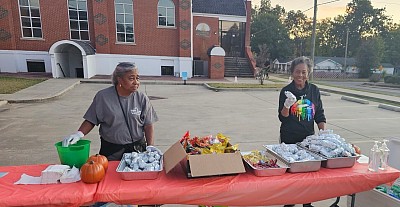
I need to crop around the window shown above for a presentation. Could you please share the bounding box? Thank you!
[68,0,89,40]
[27,60,45,72]
[158,0,175,27]
[18,0,42,38]
[115,0,134,43]
[161,66,174,75]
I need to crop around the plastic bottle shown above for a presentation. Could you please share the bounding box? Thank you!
[379,139,390,170]
[368,141,380,172]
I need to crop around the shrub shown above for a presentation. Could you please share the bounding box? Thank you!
[369,73,382,83]
[393,76,400,84]
[384,75,393,83]
[384,75,400,84]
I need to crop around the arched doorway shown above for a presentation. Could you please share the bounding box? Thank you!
[49,40,95,78]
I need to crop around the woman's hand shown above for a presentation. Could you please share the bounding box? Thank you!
[62,131,84,147]
[284,91,297,108]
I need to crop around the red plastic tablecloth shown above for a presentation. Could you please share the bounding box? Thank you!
[94,161,400,206]
[0,164,97,207]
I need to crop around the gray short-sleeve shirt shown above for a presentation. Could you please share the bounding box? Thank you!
[84,86,158,145]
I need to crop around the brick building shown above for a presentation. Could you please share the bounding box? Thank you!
[0,0,253,79]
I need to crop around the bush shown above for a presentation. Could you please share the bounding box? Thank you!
[384,76,394,83]
[384,75,400,84]
[393,76,400,84]
[369,73,382,83]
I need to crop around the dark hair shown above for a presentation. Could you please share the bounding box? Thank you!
[289,56,313,74]
[111,62,138,86]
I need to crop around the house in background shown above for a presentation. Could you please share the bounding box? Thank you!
[314,56,357,73]
[272,56,358,74]
[271,58,292,73]
[273,56,360,78]
[0,0,253,79]
[312,57,359,79]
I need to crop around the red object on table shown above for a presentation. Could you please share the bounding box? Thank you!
[0,164,97,207]
[94,161,400,206]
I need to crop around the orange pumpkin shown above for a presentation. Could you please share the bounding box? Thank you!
[87,154,108,171]
[80,161,105,184]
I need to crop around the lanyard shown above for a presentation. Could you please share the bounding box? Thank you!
[115,86,135,144]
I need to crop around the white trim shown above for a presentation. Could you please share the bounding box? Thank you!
[0,50,193,78]
[91,53,192,78]
[0,50,49,55]
[192,12,246,22]
[49,40,89,55]
[0,50,51,73]
[94,53,189,60]
[209,46,225,56]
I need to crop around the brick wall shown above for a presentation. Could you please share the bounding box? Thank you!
[208,55,224,79]
[0,0,72,51]
[0,0,14,49]
[0,0,186,57]
[192,16,219,61]
[95,0,182,56]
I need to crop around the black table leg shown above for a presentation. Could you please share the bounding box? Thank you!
[330,197,340,207]
[349,194,356,207]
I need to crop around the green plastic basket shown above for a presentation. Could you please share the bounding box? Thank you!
[55,139,91,168]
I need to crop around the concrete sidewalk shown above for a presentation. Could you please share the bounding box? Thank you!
[0,79,80,104]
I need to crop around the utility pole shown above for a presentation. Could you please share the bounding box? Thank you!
[344,29,349,72]
[310,0,318,81]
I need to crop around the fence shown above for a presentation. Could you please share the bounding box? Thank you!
[313,71,360,79]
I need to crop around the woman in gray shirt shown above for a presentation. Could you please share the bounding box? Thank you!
[62,62,158,161]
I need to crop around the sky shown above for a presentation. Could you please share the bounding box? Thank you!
[253,0,400,23]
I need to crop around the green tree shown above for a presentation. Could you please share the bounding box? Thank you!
[383,27,400,67]
[257,0,272,14]
[356,37,385,78]
[313,0,392,58]
[315,18,334,56]
[251,0,291,60]
[329,15,349,57]
[284,10,312,57]
[343,0,391,57]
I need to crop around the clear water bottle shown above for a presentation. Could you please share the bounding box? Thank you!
[368,141,380,172]
[379,139,390,170]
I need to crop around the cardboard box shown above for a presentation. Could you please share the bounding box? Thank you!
[164,141,245,178]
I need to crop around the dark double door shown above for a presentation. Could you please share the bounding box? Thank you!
[219,21,245,57]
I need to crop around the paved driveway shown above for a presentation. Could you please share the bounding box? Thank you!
[2,82,400,207]
[1,83,399,166]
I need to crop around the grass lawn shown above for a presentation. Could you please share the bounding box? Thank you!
[0,76,46,94]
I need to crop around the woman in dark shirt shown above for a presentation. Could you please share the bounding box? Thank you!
[278,56,326,207]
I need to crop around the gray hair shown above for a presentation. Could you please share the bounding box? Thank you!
[289,56,313,74]
[111,62,138,86]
